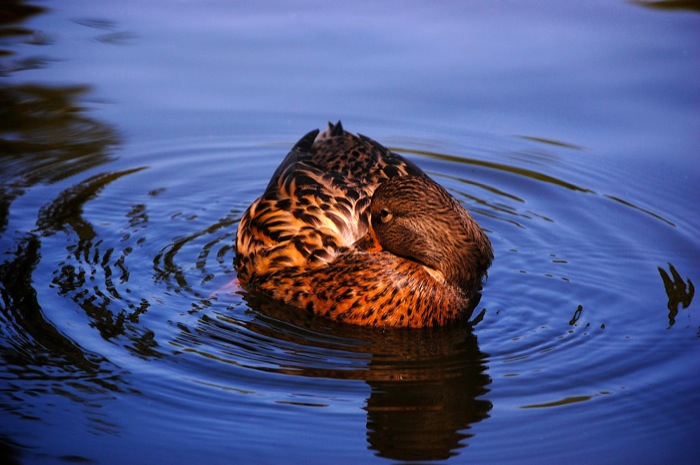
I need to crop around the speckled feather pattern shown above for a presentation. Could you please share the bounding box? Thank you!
[235,122,493,327]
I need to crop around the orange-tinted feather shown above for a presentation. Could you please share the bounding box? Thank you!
[235,122,492,327]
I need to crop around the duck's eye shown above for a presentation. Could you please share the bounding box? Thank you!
[379,208,393,223]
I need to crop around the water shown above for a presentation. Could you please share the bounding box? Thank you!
[1,1,699,464]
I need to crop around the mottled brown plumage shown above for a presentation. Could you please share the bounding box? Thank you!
[235,121,493,327]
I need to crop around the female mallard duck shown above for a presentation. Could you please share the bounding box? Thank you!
[235,121,493,327]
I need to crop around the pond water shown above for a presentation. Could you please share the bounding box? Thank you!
[1,1,699,464]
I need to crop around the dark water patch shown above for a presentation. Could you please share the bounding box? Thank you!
[171,292,493,461]
[659,263,696,327]
[631,0,700,12]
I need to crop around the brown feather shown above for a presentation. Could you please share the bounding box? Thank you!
[235,122,493,327]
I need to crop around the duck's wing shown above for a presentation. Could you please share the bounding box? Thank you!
[266,121,423,190]
[264,128,320,192]
[308,121,424,185]
[236,122,423,283]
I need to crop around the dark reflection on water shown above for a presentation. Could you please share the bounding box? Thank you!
[0,0,120,363]
[659,263,695,326]
[631,0,700,12]
[153,210,239,293]
[0,435,22,465]
[0,1,118,231]
[0,231,132,447]
[364,331,490,461]
[0,1,132,455]
[40,168,169,351]
[0,84,119,231]
[0,1,47,75]
[189,292,492,461]
[0,233,100,371]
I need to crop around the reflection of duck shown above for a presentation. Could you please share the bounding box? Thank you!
[235,122,493,327]
[212,293,493,461]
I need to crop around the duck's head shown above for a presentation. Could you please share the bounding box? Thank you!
[368,175,493,293]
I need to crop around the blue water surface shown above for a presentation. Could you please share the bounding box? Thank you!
[1,1,699,464]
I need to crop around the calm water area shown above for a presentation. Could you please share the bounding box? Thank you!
[1,1,699,464]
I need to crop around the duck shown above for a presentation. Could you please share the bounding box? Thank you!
[234,121,493,327]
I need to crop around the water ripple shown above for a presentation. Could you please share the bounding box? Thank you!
[2,133,698,463]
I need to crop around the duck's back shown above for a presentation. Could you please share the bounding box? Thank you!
[235,121,423,284]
